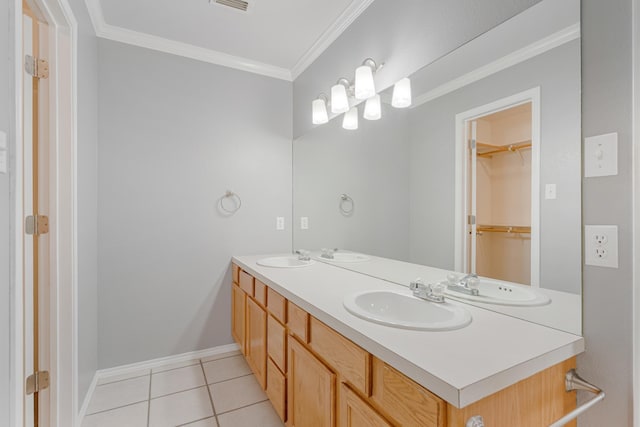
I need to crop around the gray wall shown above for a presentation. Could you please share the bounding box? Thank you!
[293,105,410,260]
[579,0,634,424]
[408,41,582,294]
[293,0,542,138]
[97,40,293,368]
[69,0,100,408]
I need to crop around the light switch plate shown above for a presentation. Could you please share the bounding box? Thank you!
[585,225,618,268]
[300,217,309,230]
[0,131,6,150]
[545,184,556,200]
[276,217,285,230]
[584,133,618,177]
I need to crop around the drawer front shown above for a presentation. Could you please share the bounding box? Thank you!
[239,270,254,295]
[371,358,445,427]
[340,383,392,427]
[267,287,287,323]
[287,302,309,343]
[254,279,267,306]
[268,315,287,372]
[309,317,371,396]
[266,359,286,422]
[232,263,240,284]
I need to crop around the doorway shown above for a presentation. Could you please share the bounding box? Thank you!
[454,88,540,287]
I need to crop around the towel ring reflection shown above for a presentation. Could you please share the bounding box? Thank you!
[220,190,242,214]
[339,194,354,215]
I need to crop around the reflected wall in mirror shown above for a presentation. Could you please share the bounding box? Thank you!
[293,0,582,335]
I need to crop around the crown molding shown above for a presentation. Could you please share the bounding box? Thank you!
[290,0,376,80]
[412,23,581,108]
[84,0,376,81]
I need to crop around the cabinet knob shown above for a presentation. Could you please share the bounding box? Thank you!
[466,415,485,427]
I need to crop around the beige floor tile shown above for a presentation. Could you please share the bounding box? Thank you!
[203,355,251,384]
[180,416,219,426]
[149,387,214,427]
[87,376,150,415]
[97,369,150,386]
[152,359,200,374]
[209,375,267,414]
[200,350,241,363]
[151,364,206,398]
[217,401,283,427]
[82,401,148,427]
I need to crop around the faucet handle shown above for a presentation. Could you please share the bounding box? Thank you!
[431,282,446,298]
[410,278,424,290]
[446,273,459,284]
[467,277,480,290]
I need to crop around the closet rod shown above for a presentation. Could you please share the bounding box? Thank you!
[476,225,531,234]
[477,140,532,157]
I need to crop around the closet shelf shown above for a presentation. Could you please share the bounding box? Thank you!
[476,224,531,234]
[477,140,532,157]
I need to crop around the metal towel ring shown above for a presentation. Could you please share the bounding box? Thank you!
[339,194,354,215]
[220,190,242,214]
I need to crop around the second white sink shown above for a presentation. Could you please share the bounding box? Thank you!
[343,290,471,331]
[256,256,315,268]
[444,278,551,307]
[317,252,371,263]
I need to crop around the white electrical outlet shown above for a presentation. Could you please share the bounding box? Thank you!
[585,225,618,268]
[300,217,309,230]
[545,184,557,200]
[0,151,6,174]
[276,217,285,230]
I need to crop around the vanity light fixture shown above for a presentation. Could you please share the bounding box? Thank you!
[354,58,379,100]
[331,78,351,114]
[342,107,359,130]
[312,94,329,125]
[363,94,382,121]
[392,77,412,108]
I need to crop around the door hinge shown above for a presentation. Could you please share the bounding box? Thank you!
[25,55,49,79]
[26,371,50,395]
[26,215,49,235]
[469,138,476,150]
[468,215,476,225]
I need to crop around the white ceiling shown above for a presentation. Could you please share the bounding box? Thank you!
[85,0,375,80]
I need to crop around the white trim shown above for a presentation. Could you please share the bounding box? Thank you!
[413,24,580,109]
[633,0,640,424]
[82,0,374,81]
[77,372,98,422]
[290,0,376,80]
[454,88,541,287]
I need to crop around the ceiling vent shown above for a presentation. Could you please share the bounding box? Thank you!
[213,0,250,12]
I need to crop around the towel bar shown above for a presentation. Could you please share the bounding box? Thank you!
[548,369,605,427]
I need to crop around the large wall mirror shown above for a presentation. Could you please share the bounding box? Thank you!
[293,0,582,335]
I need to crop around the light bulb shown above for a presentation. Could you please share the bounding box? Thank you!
[355,65,375,100]
[342,107,358,130]
[312,97,329,125]
[331,84,349,114]
[392,77,412,108]
[363,94,382,120]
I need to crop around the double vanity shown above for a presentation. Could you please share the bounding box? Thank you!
[230,254,584,426]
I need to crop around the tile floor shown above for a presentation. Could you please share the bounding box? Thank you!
[82,351,284,427]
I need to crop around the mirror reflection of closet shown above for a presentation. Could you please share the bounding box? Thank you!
[469,102,533,285]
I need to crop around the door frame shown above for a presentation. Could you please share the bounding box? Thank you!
[632,0,640,424]
[11,0,78,426]
[453,87,541,287]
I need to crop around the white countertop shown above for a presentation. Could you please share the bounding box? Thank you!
[233,254,584,408]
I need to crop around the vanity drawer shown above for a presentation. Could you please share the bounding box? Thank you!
[267,287,287,323]
[371,357,445,427]
[309,317,371,396]
[287,302,309,343]
[267,358,286,422]
[239,270,254,295]
[232,263,240,285]
[254,279,267,306]
[268,314,287,372]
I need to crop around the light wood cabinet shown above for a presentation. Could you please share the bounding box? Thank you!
[339,384,391,427]
[287,301,309,343]
[267,358,286,422]
[267,315,286,372]
[288,337,336,427]
[231,283,245,354]
[246,297,267,389]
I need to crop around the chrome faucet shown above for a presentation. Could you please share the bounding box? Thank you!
[446,273,480,296]
[320,248,338,259]
[295,249,311,261]
[409,278,446,303]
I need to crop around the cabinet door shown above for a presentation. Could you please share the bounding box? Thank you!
[288,337,336,427]
[340,384,391,427]
[231,284,245,354]
[246,297,267,389]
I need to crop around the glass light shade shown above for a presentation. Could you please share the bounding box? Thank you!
[342,107,359,130]
[331,84,349,114]
[355,65,376,100]
[392,77,412,108]
[363,94,382,120]
[312,98,329,124]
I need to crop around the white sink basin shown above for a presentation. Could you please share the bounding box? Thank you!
[316,252,371,263]
[343,290,472,331]
[256,256,315,268]
[444,278,551,307]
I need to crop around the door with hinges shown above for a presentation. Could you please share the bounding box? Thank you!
[23,3,51,426]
